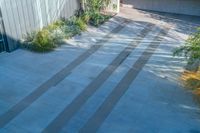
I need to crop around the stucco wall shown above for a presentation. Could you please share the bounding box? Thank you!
[124,0,200,16]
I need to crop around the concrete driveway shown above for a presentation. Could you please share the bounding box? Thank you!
[0,7,200,133]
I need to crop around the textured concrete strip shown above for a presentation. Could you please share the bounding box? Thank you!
[0,20,130,128]
[80,27,170,133]
[42,23,155,133]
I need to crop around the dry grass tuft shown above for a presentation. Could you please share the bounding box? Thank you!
[181,69,200,102]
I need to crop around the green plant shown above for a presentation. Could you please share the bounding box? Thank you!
[89,12,111,27]
[61,16,86,38]
[31,29,56,52]
[44,20,65,32]
[62,24,82,39]
[80,0,111,27]
[81,11,91,24]
[54,19,65,27]
[22,19,68,52]
[21,0,112,53]
[74,17,87,31]
[174,27,200,64]
[84,0,111,12]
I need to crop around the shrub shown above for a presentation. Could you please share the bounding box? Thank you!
[173,27,200,64]
[84,0,111,12]
[83,0,111,27]
[89,12,111,27]
[173,27,200,103]
[21,23,76,52]
[21,20,66,52]
[31,29,56,52]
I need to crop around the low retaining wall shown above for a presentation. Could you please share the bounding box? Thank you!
[124,0,200,16]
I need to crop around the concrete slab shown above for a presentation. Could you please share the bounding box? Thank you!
[1,20,143,132]
[0,16,125,116]
[60,26,162,133]
[95,13,200,132]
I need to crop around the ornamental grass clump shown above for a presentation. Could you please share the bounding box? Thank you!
[81,11,91,24]
[31,29,56,52]
[74,17,87,31]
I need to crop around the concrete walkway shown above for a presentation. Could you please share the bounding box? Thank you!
[0,7,200,133]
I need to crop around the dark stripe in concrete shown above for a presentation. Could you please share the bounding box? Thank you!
[0,20,129,128]
[42,23,155,133]
[80,27,170,133]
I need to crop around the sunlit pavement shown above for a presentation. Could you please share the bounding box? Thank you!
[0,7,200,133]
